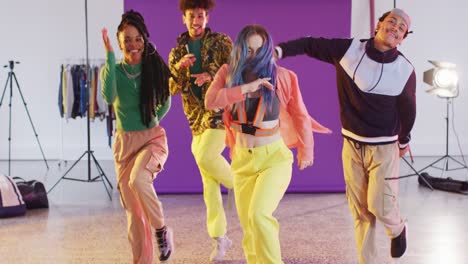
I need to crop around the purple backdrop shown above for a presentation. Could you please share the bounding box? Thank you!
[124,0,351,193]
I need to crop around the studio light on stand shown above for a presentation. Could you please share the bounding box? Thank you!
[418,60,468,176]
[424,60,459,98]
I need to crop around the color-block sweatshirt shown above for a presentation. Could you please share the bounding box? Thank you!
[278,38,416,148]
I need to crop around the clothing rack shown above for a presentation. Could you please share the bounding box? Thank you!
[57,60,107,166]
[61,58,105,65]
[48,0,113,200]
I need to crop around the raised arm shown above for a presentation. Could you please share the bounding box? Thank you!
[100,28,117,104]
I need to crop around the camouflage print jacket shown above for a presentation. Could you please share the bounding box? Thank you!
[168,28,233,135]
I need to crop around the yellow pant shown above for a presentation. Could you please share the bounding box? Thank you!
[342,138,405,264]
[113,126,169,264]
[231,139,293,264]
[191,129,233,238]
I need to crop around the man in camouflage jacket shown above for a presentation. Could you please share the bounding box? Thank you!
[168,0,234,261]
[168,27,232,134]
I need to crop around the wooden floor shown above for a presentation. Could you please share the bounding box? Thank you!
[1,157,467,264]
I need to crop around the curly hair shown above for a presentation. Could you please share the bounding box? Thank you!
[178,0,215,12]
[117,10,171,127]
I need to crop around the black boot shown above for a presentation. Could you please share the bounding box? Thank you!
[391,225,407,258]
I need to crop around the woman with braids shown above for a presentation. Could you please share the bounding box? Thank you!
[205,24,330,264]
[100,10,174,264]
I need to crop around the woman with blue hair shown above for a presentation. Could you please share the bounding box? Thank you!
[205,24,330,263]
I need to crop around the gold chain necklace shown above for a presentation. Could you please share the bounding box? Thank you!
[121,63,141,79]
[121,64,141,90]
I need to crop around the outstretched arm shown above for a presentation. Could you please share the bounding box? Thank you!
[277,37,352,64]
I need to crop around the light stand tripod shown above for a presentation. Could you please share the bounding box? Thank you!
[0,60,49,175]
[397,149,434,190]
[382,0,433,188]
[415,98,468,176]
[47,0,113,200]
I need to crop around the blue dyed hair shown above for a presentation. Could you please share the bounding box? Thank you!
[226,24,277,108]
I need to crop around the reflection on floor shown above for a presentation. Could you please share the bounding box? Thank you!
[1,157,467,264]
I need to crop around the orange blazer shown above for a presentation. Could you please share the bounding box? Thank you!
[205,64,331,163]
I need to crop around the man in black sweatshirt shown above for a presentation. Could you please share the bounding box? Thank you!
[276,8,414,264]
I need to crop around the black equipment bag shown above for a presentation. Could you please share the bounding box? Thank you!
[419,172,468,195]
[13,177,49,209]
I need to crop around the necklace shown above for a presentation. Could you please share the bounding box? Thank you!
[121,63,141,79]
[121,64,141,90]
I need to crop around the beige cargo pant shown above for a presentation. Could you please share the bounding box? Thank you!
[113,125,169,264]
[342,138,405,264]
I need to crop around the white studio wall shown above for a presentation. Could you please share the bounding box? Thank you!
[352,0,468,156]
[0,0,123,161]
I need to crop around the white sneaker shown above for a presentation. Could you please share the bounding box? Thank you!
[156,227,174,263]
[209,235,232,262]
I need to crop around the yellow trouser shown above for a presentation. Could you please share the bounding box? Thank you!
[231,139,293,264]
[342,138,405,264]
[113,125,169,264]
[192,128,234,238]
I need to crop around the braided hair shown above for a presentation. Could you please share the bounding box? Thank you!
[117,10,171,127]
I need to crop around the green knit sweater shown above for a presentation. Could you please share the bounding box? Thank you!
[100,52,171,131]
